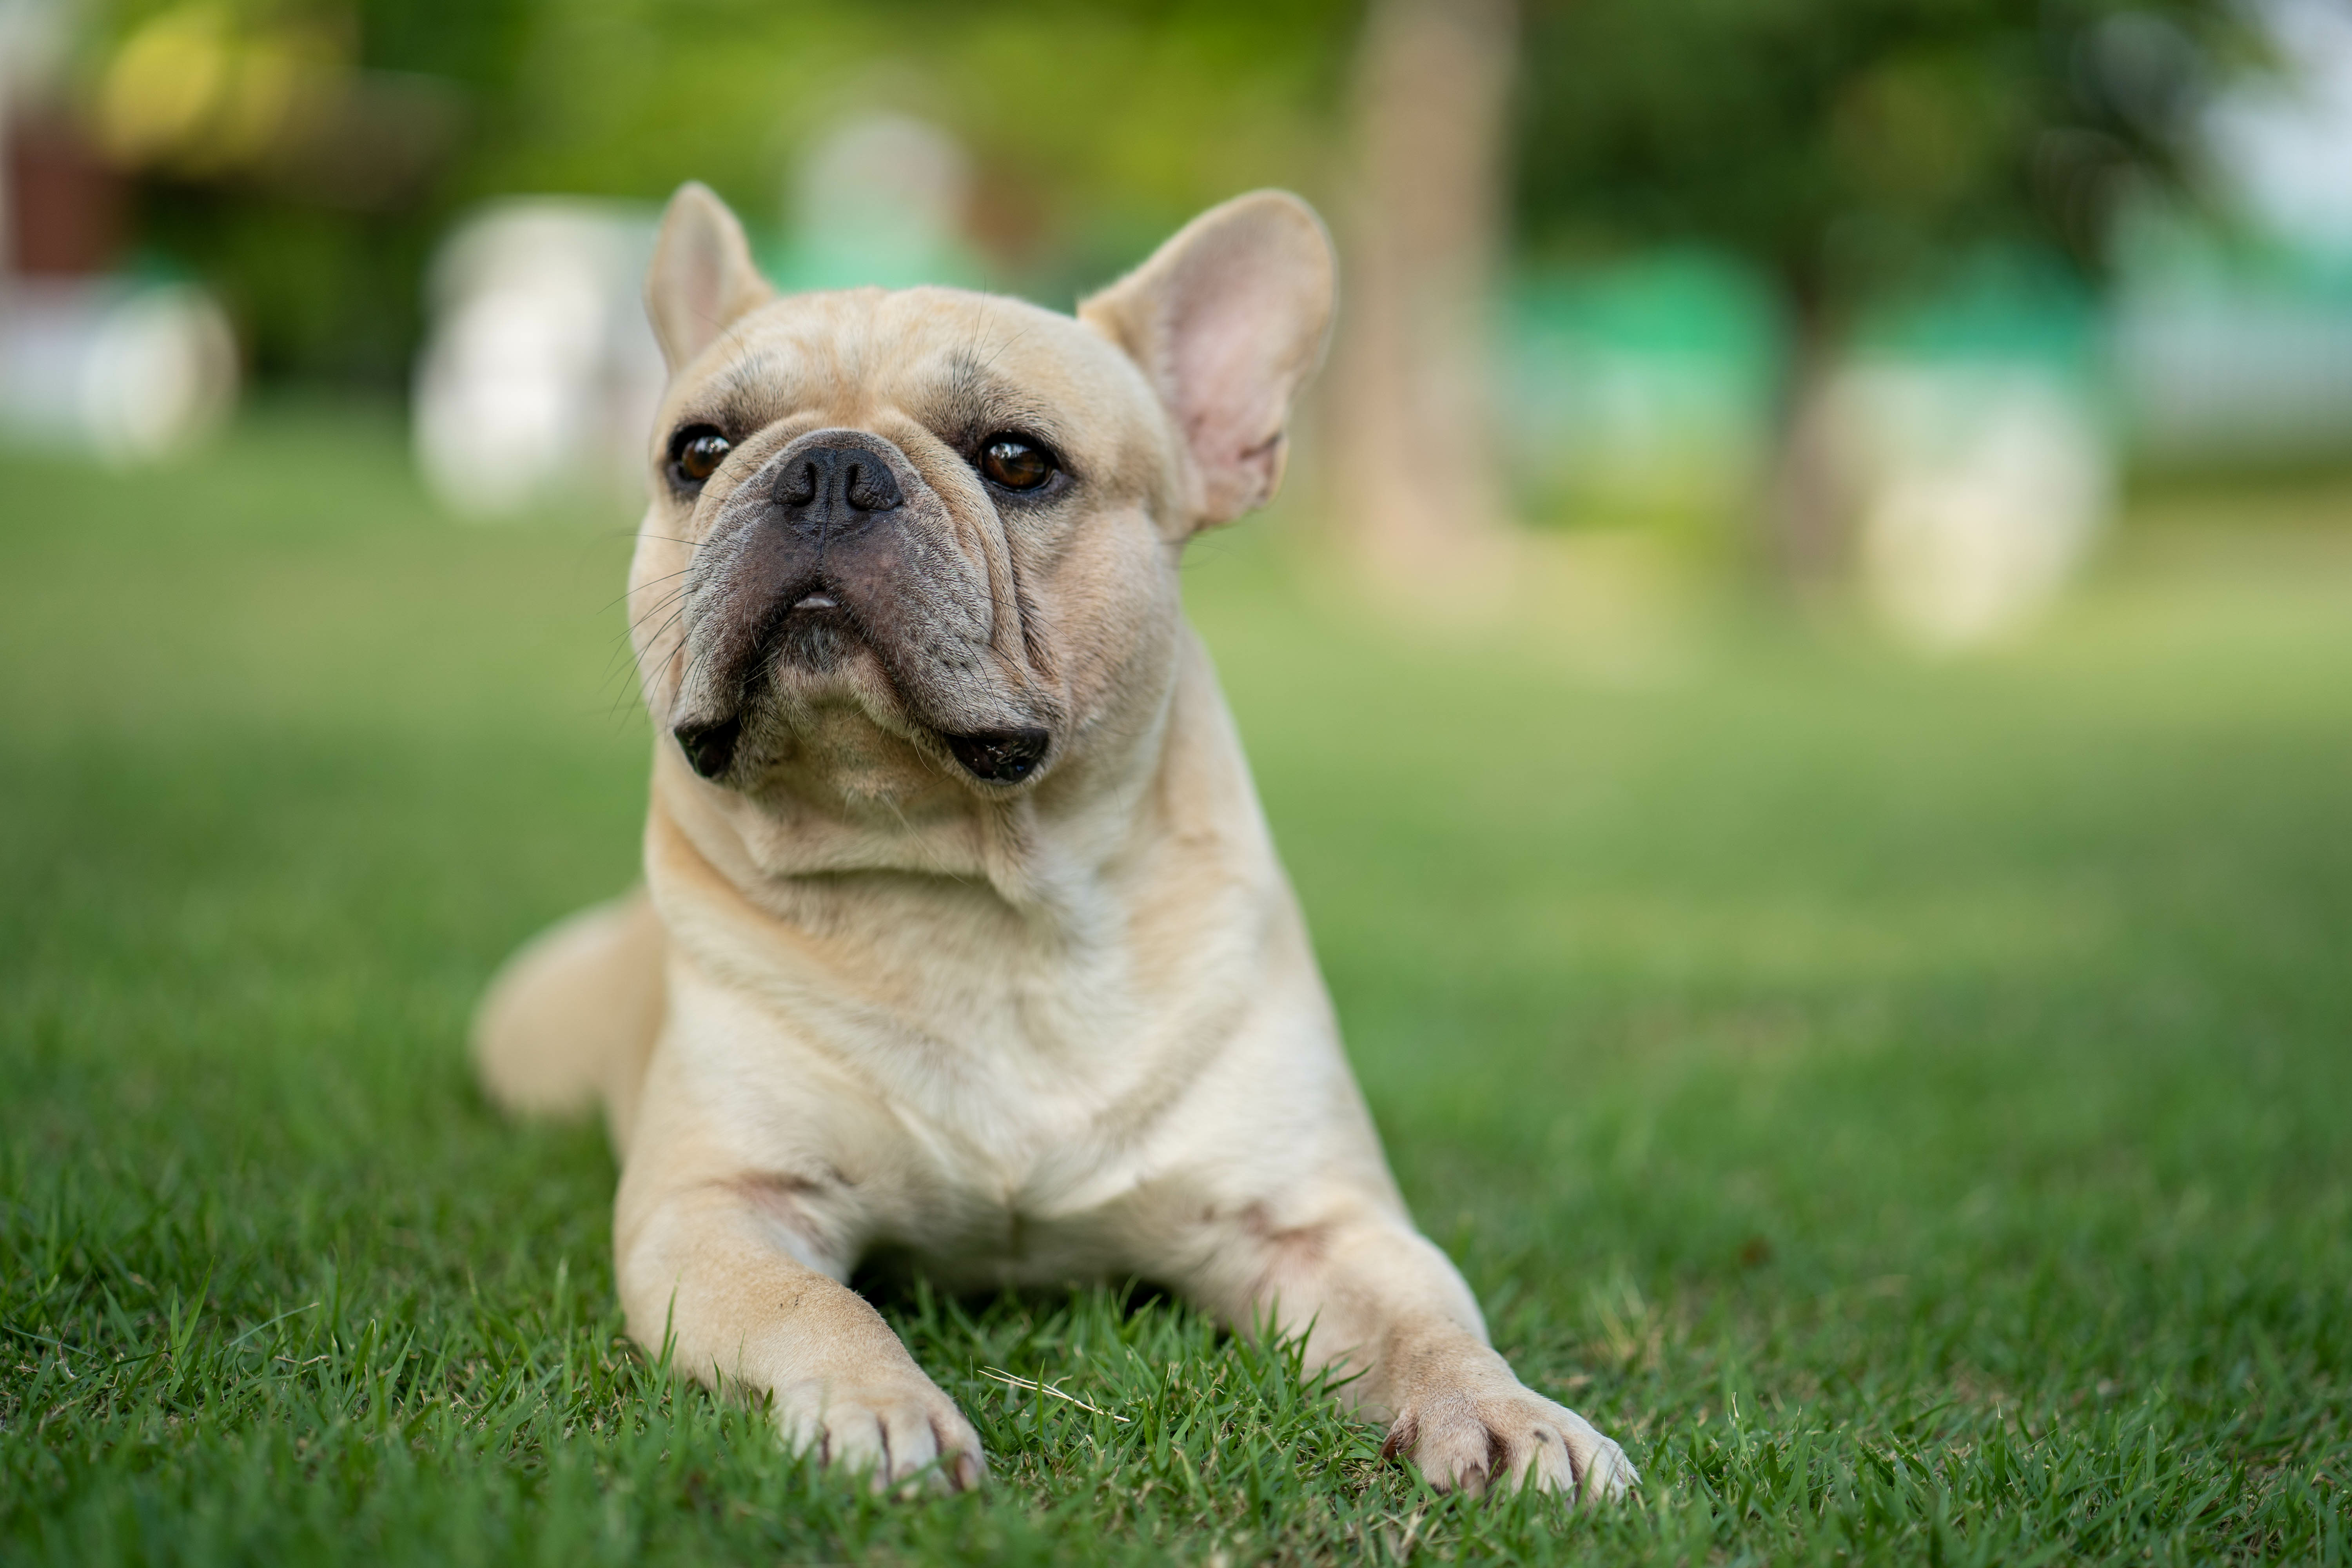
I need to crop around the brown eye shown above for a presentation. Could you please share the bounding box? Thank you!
[980,435,1056,492]
[671,427,731,487]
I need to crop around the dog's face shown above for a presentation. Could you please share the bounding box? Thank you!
[628,186,1333,818]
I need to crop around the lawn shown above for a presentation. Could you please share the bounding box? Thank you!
[2,411,2348,1565]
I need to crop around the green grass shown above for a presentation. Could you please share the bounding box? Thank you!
[3,411,2348,1564]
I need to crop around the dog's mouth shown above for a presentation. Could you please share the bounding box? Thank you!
[758,581,860,675]
[669,581,1052,788]
[671,710,1050,786]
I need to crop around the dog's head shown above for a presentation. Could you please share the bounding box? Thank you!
[628,183,1333,820]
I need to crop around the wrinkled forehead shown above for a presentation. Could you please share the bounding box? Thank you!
[665,286,1163,469]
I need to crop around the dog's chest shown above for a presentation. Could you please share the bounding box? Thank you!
[774,922,1233,1250]
[868,955,1170,1182]
[690,810,1275,1266]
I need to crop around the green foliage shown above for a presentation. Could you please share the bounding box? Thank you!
[3,416,2350,1562]
[1516,0,2252,315]
[91,0,1357,381]
[467,0,1356,275]
[84,0,2280,382]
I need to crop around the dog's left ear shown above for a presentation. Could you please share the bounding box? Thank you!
[1080,190,1336,528]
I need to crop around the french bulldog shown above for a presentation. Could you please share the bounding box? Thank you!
[474,181,1634,1501]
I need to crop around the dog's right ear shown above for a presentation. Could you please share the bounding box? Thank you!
[646,182,773,375]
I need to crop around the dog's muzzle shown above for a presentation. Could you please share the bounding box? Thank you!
[662,428,1054,786]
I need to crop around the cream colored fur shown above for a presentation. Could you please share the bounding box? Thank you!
[474,183,1633,1501]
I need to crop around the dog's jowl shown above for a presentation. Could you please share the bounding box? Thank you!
[474,181,1634,1501]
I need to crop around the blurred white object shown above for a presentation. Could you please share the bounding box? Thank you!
[0,278,238,461]
[412,198,664,519]
[1833,364,2114,650]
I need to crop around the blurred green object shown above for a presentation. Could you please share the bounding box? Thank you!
[1501,253,1782,537]
[1854,250,2103,372]
[4,412,2349,1562]
[1496,247,2109,545]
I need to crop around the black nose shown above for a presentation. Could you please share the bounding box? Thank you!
[772,443,903,532]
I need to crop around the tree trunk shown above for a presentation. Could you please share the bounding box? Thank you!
[1323,0,1518,589]
[1763,289,1855,598]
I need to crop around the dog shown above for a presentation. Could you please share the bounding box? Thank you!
[474,181,1635,1501]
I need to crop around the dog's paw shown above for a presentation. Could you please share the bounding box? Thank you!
[1381,1383,1635,1503]
[771,1370,986,1493]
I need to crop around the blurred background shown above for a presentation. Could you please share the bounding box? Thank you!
[5,12,2350,1552]
[3,0,2349,641]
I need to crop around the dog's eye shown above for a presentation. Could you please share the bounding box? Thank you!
[979,435,1056,492]
[670,426,732,488]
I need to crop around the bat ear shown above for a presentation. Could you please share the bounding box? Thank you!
[1080,190,1336,528]
[645,182,773,374]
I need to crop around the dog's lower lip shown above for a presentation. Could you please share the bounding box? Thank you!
[947,727,1051,782]
[673,715,742,779]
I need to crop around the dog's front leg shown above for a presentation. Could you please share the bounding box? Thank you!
[612,1127,983,1491]
[1182,1205,1635,1501]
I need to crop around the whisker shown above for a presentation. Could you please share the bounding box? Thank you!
[630,608,690,676]
[879,790,975,886]
[598,586,690,715]
[625,586,691,638]
[603,605,695,728]
[980,323,1037,375]
[603,568,696,615]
